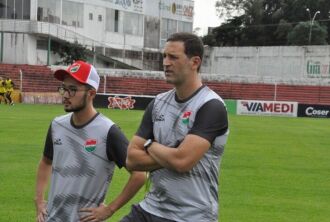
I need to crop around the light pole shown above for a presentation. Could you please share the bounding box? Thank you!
[306,8,320,45]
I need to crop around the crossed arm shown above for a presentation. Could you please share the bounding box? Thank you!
[126,134,211,173]
[126,98,228,173]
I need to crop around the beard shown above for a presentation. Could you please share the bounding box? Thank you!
[64,92,88,113]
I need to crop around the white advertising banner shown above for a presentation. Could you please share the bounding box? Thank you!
[158,0,194,21]
[237,100,298,117]
[101,0,144,14]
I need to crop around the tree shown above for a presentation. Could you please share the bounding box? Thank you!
[215,0,249,19]
[202,33,217,46]
[211,16,244,46]
[52,40,89,65]
[287,21,327,45]
[274,19,292,45]
[213,0,330,46]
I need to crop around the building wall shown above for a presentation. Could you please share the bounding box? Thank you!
[25,34,38,64]
[0,0,193,68]
[202,45,330,85]
[2,33,33,64]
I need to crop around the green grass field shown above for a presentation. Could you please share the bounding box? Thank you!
[0,104,329,222]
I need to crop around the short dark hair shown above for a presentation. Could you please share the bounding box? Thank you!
[166,32,204,61]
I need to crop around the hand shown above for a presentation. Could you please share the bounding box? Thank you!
[79,203,114,222]
[35,200,47,222]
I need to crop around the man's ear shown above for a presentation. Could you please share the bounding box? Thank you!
[88,89,97,97]
[190,56,202,70]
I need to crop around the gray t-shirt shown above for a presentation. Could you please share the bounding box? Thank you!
[137,86,229,222]
[43,112,128,222]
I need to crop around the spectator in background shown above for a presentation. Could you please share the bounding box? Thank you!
[0,77,7,104]
[5,77,14,105]
[35,60,146,222]
[121,32,229,222]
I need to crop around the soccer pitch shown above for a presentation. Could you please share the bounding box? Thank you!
[0,104,329,222]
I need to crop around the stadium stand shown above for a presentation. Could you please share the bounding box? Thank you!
[0,63,329,105]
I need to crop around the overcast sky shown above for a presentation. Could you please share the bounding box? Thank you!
[193,0,222,36]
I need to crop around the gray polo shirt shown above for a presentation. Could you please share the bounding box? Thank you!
[43,113,128,222]
[137,86,229,222]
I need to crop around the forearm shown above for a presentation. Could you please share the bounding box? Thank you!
[35,157,52,203]
[148,142,181,171]
[148,135,210,173]
[106,171,146,214]
[126,148,162,171]
[126,136,162,171]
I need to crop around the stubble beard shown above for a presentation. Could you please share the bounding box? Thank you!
[64,92,88,113]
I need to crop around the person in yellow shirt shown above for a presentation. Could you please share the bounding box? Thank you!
[0,77,7,104]
[5,77,14,105]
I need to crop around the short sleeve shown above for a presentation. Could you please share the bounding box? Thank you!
[189,99,228,143]
[136,99,155,140]
[43,124,54,160]
[106,125,129,168]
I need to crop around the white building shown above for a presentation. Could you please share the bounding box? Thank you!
[0,0,194,70]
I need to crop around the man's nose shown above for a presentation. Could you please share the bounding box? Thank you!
[63,89,71,98]
[163,57,170,66]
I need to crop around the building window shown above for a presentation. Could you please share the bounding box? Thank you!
[7,0,15,19]
[62,0,84,27]
[178,21,192,33]
[89,13,93,20]
[106,8,142,36]
[123,11,143,35]
[144,52,161,61]
[37,0,60,23]
[0,0,30,20]
[98,14,102,22]
[114,10,119,32]
[125,50,142,60]
[36,38,48,50]
[161,18,177,40]
[0,0,5,18]
[23,0,31,19]
[106,8,121,33]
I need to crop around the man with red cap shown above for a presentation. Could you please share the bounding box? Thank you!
[35,60,146,222]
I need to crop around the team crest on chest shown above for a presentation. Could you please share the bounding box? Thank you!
[84,139,97,152]
[181,111,192,125]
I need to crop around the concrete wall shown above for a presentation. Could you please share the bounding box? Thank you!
[3,33,25,64]
[202,45,330,85]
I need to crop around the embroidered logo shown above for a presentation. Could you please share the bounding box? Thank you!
[54,138,62,145]
[70,64,80,73]
[155,114,165,122]
[84,139,97,152]
[182,111,192,125]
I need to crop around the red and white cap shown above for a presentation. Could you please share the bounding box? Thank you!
[54,60,100,90]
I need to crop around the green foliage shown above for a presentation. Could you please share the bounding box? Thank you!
[211,16,244,46]
[274,19,292,41]
[288,21,328,45]
[52,40,89,65]
[212,0,330,46]
[1,104,330,221]
[215,0,250,19]
[202,33,217,46]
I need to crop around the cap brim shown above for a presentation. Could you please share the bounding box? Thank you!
[54,69,70,81]
[54,69,87,85]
